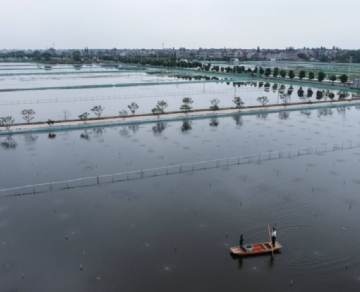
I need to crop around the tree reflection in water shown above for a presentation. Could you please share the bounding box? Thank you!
[128,125,139,133]
[152,122,166,135]
[1,135,17,149]
[337,106,348,117]
[300,110,311,117]
[233,115,243,126]
[317,108,333,117]
[93,128,105,135]
[119,127,129,136]
[181,120,192,132]
[209,118,219,127]
[257,113,268,120]
[279,111,290,120]
[80,130,90,140]
[24,134,38,144]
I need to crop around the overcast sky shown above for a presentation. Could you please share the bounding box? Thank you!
[1,0,359,50]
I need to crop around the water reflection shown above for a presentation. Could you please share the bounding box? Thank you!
[317,109,333,117]
[119,127,129,136]
[268,256,275,268]
[209,118,219,127]
[280,93,291,106]
[307,88,314,98]
[238,257,243,270]
[337,106,347,117]
[181,120,192,132]
[233,115,243,126]
[297,87,304,98]
[337,91,350,100]
[152,122,166,135]
[93,128,105,135]
[24,134,38,143]
[80,130,90,140]
[279,111,290,120]
[1,135,17,149]
[128,125,139,133]
[257,113,268,120]
[300,110,311,117]
[316,90,323,100]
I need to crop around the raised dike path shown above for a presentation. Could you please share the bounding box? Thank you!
[1,100,359,136]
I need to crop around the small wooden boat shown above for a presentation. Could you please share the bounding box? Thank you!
[230,241,282,256]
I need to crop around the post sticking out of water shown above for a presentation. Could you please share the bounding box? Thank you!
[291,280,293,286]
[80,264,83,271]
[22,274,24,279]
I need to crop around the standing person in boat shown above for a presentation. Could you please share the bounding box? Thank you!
[239,234,244,251]
[271,228,276,247]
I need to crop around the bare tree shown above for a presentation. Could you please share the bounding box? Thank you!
[47,119,55,127]
[78,112,90,124]
[128,102,139,115]
[90,105,105,117]
[0,116,15,130]
[156,100,168,113]
[180,97,193,116]
[209,98,220,112]
[152,107,162,118]
[119,110,128,121]
[257,96,269,107]
[21,109,36,123]
[58,110,72,121]
[233,97,244,111]
[280,93,291,107]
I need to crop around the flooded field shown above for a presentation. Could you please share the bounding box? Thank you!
[1,63,360,291]
[0,63,359,122]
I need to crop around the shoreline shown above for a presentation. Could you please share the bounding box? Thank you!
[1,100,359,136]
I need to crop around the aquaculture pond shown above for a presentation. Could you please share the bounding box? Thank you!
[1,63,359,122]
[1,106,360,291]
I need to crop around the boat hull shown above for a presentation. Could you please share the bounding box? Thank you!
[230,241,282,256]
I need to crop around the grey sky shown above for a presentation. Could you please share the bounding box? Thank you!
[1,0,359,50]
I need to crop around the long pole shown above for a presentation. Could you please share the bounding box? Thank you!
[268,225,274,259]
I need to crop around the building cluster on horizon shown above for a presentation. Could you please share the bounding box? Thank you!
[0,46,357,63]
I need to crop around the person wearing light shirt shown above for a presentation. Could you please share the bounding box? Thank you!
[271,228,277,247]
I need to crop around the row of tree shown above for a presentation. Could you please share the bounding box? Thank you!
[118,56,351,85]
[1,88,355,131]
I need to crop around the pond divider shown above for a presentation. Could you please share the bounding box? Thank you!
[0,87,263,106]
[1,140,359,197]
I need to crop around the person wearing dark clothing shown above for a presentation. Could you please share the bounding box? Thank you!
[239,234,244,251]
[271,228,276,248]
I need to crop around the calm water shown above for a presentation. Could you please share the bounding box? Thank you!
[1,106,360,291]
[1,63,359,122]
[1,63,360,291]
